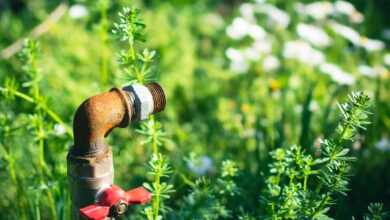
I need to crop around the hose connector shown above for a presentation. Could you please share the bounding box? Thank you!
[123,83,165,121]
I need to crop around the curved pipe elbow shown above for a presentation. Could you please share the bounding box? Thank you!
[72,83,166,156]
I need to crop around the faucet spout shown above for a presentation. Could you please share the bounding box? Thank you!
[67,82,166,219]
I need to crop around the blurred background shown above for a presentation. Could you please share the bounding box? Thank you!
[0,0,389,219]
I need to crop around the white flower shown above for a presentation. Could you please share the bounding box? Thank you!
[294,3,305,14]
[230,61,250,74]
[297,23,331,48]
[54,124,66,136]
[226,17,251,40]
[240,3,256,22]
[69,4,88,19]
[255,4,290,29]
[330,22,384,52]
[358,65,378,78]
[283,40,325,66]
[319,63,355,85]
[296,1,334,20]
[226,48,244,62]
[226,48,249,73]
[375,137,390,152]
[334,1,356,16]
[329,21,360,45]
[384,53,390,66]
[263,55,280,71]
[248,24,267,40]
[349,11,364,23]
[241,38,273,62]
[333,0,364,23]
[252,39,272,54]
[297,1,363,23]
[187,156,213,175]
[244,47,261,61]
[360,38,385,52]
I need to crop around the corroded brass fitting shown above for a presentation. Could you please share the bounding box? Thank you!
[67,83,166,219]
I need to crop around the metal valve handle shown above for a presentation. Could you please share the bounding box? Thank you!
[79,185,152,220]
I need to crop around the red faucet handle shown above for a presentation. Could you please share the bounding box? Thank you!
[98,185,126,207]
[80,204,110,220]
[79,185,152,220]
[126,187,152,205]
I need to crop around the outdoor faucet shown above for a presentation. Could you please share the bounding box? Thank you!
[67,83,166,220]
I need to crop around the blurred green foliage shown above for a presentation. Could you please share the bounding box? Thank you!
[0,0,389,219]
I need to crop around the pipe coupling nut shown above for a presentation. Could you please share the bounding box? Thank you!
[123,83,154,121]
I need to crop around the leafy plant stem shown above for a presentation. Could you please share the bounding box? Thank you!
[0,87,72,137]
[152,157,162,220]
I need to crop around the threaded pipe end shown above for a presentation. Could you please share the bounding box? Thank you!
[146,82,166,113]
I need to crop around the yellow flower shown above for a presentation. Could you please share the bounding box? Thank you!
[269,79,281,91]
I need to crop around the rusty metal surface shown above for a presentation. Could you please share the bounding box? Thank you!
[68,82,166,220]
[72,82,166,156]
[68,150,114,220]
[73,89,129,156]
[146,82,166,114]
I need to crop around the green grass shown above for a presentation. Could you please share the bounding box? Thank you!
[0,1,389,219]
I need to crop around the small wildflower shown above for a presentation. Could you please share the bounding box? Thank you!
[283,40,325,66]
[230,61,250,74]
[226,17,251,40]
[333,0,364,23]
[226,48,249,73]
[319,63,355,85]
[297,23,331,48]
[349,11,364,23]
[334,1,356,16]
[330,22,384,52]
[54,124,66,136]
[241,103,251,114]
[295,1,333,20]
[269,79,281,92]
[252,38,272,54]
[244,47,261,61]
[358,65,378,78]
[375,137,390,152]
[360,38,385,52]
[255,4,290,29]
[69,4,88,19]
[329,21,360,45]
[255,0,265,4]
[239,3,255,22]
[263,55,280,72]
[248,24,267,40]
[187,155,213,176]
